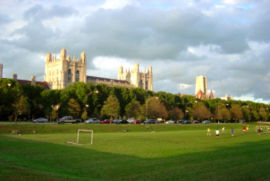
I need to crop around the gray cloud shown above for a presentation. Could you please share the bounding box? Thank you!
[0,0,270,102]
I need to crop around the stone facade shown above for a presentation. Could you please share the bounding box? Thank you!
[195,75,207,95]
[44,49,153,90]
[87,76,133,88]
[44,48,87,89]
[0,64,2,79]
[118,64,153,91]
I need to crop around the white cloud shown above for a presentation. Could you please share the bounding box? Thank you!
[234,94,270,104]
[1,0,270,103]
[179,83,192,90]
[92,56,133,70]
[101,0,136,9]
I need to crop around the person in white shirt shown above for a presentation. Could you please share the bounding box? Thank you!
[216,129,220,137]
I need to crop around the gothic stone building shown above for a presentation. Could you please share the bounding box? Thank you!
[44,48,153,90]
[118,64,153,91]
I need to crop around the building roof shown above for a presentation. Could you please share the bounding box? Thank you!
[209,90,214,99]
[196,90,207,99]
[87,76,129,84]
[16,79,50,89]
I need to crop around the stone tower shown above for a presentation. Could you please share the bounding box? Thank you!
[118,64,153,91]
[0,64,2,79]
[44,48,87,89]
[195,75,207,95]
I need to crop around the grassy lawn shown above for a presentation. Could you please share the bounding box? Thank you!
[1,123,270,180]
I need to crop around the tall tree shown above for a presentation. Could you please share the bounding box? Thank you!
[125,100,142,119]
[145,97,168,119]
[192,102,211,121]
[101,95,120,119]
[13,95,29,122]
[168,107,184,121]
[230,104,243,122]
[81,109,88,120]
[259,107,267,121]
[215,105,231,122]
[68,98,81,118]
[242,107,251,122]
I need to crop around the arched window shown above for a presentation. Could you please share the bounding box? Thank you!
[68,69,72,82]
[139,80,143,87]
[76,70,80,82]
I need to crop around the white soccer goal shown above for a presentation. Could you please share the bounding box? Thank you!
[67,129,93,145]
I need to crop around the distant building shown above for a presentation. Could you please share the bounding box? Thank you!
[195,75,214,99]
[118,64,153,91]
[221,94,233,101]
[44,48,153,90]
[0,64,49,88]
[195,75,207,95]
[0,64,3,79]
[44,48,87,89]
[86,75,133,88]
[209,90,214,99]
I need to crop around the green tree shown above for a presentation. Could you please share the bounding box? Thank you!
[168,107,184,121]
[192,102,211,121]
[81,109,88,120]
[0,79,21,120]
[242,107,251,122]
[21,84,44,119]
[51,109,58,121]
[13,95,29,122]
[215,105,231,122]
[259,107,267,121]
[125,100,142,119]
[251,110,260,121]
[145,97,168,119]
[68,98,81,118]
[101,95,120,119]
[230,104,243,122]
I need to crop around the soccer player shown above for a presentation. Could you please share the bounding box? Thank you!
[216,129,220,137]
[207,128,211,136]
[231,128,234,136]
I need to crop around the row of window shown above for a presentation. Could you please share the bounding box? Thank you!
[68,69,80,82]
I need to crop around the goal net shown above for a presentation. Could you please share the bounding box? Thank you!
[67,129,93,145]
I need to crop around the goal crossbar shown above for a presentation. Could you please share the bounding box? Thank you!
[67,129,93,145]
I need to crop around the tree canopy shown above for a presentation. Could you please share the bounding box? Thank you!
[0,78,269,122]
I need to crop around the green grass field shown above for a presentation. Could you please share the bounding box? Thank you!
[1,123,270,181]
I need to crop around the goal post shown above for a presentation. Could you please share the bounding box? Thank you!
[67,129,93,145]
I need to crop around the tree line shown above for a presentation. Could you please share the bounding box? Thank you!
[0,78,269,122]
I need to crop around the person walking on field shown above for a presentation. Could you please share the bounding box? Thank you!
[216,129,220,137]
[207,128,211,136]
[231,128,234,136]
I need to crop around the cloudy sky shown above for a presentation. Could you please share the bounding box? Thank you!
[0,0,270,103]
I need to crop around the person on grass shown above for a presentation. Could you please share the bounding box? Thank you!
[231,128,234,136]
[216,129,220,137]
[207,128,211,136]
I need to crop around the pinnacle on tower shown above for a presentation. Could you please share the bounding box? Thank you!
[46,52,52,62]
[148,66,152,73]
[60,48,66,61]
[81,52,86,63]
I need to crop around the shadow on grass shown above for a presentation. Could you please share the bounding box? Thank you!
[1,135,270,181]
